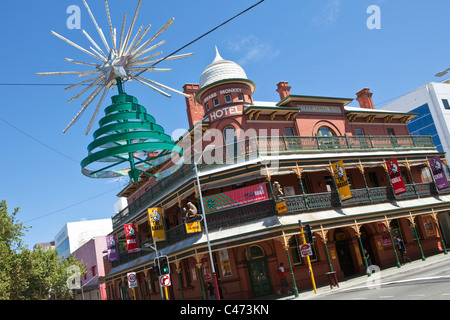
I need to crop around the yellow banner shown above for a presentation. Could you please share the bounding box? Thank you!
[148,208,166,242]
[332,160,352,201]
[185,221,202,234]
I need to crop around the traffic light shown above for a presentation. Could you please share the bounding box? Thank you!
[153,257,161,276]
[159,255,170,275]
[304,224,316,243]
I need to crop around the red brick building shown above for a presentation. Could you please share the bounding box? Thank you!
[103,48,450,300]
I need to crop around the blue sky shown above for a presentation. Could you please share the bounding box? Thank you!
[1,0,450,249]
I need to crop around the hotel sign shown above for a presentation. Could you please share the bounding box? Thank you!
[208,105,243,122]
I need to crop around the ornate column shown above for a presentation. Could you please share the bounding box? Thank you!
[276,232,299,297]
[408,212,425,261]
[431,209,448,254]
[357,161,372,202]
[384,215,401,267]
[350,220,370,276]
[174,259,184,300]
[320,225,333,272]
[293,164,309,210]
[194,254,207,300]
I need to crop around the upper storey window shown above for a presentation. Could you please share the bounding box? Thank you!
[316,126,336,137]
[225,94,232,103]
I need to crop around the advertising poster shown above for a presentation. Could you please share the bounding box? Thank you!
[124,223,139,253]
[202,183,268,214]
[219,249,232,277]
[106,234,119,262]
[332,160,352,201]
[428,156,449,190]
[148,207,166,242]
[201,256,212,281]
[377,222,391,246]
[386,158,406,195]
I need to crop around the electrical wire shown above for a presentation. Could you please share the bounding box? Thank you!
[24,186,121,223]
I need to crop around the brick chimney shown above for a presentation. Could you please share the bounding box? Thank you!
[356,88,375,110]
[183,84,205,127]
[276,81,291,100]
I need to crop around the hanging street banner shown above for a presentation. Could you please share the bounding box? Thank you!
[124,223,140,253]
[332,160,352,201]
[428,156,449,190]
[148,208,166,242]
[386,158,406,195]
[202,183,269,214]
[106,235,119,262]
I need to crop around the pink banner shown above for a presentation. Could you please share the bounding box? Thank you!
[202,183,269,214]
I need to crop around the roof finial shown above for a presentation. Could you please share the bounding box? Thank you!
[213,45,223,62]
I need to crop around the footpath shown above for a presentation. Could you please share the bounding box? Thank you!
[275,251,450,300]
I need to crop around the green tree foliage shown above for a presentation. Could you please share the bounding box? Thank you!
[0,200,86,300]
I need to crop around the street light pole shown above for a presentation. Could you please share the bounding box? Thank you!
[193,149,221,300]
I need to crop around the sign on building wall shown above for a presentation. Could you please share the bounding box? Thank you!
[202,183,269,214]
[332,160,352,201]
[148,207,166,242]
[124,223,139,253]
[106,235,119,262]
[428,156,449,190]
[386,158,406,195]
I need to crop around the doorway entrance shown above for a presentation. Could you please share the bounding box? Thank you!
[334,229,355,276]
[246,245,272,297]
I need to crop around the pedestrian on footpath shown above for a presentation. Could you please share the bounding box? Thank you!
[277,262,292,295]
[396,236,411,265]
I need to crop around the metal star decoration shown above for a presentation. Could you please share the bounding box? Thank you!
[37,0,192,135]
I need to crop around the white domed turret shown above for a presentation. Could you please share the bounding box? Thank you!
[199,47,249,89]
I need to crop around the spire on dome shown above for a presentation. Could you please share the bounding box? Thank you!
[213,46,223,62]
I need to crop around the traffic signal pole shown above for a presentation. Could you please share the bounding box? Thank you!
[299,222,317,294]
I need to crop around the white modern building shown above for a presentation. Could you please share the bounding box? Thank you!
[54,219,112,260]
[381,80,450,245]
[380,80,450,157]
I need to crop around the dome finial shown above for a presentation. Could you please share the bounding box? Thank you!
[213,45,223,62]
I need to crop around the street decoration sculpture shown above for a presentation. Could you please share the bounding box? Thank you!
[37,0,190,183]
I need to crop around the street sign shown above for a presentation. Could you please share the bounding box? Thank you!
[276,200,288,214]
[300,244,313,257]
[159,274,171,287]
[127,272,138,288]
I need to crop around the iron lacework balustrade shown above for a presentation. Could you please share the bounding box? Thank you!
[111,181,450,268]
[112,134,435,230]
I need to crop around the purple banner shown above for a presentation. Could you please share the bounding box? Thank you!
[429,156,449,190]
[106,235,119,262]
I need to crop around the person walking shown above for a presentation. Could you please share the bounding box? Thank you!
[277,262,292,295]
[396,236,411,265]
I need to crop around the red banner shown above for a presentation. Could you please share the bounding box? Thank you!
[386,158,406,195]
[124,223,139,253]
[202,183,269,214]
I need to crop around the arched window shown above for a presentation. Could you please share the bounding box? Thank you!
[246,245,265,260]
[223,126,237,145]
[316,126,336,137]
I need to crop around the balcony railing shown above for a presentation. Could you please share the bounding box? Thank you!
[112,135,435,229]
[110,181,450,269]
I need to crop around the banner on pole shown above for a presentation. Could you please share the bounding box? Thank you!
[386,158,406,195]
[148,207,166,242]
[106,235,119,262]
[332,160,352,201]
[124,223,139,253]
[428,156,449,190]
